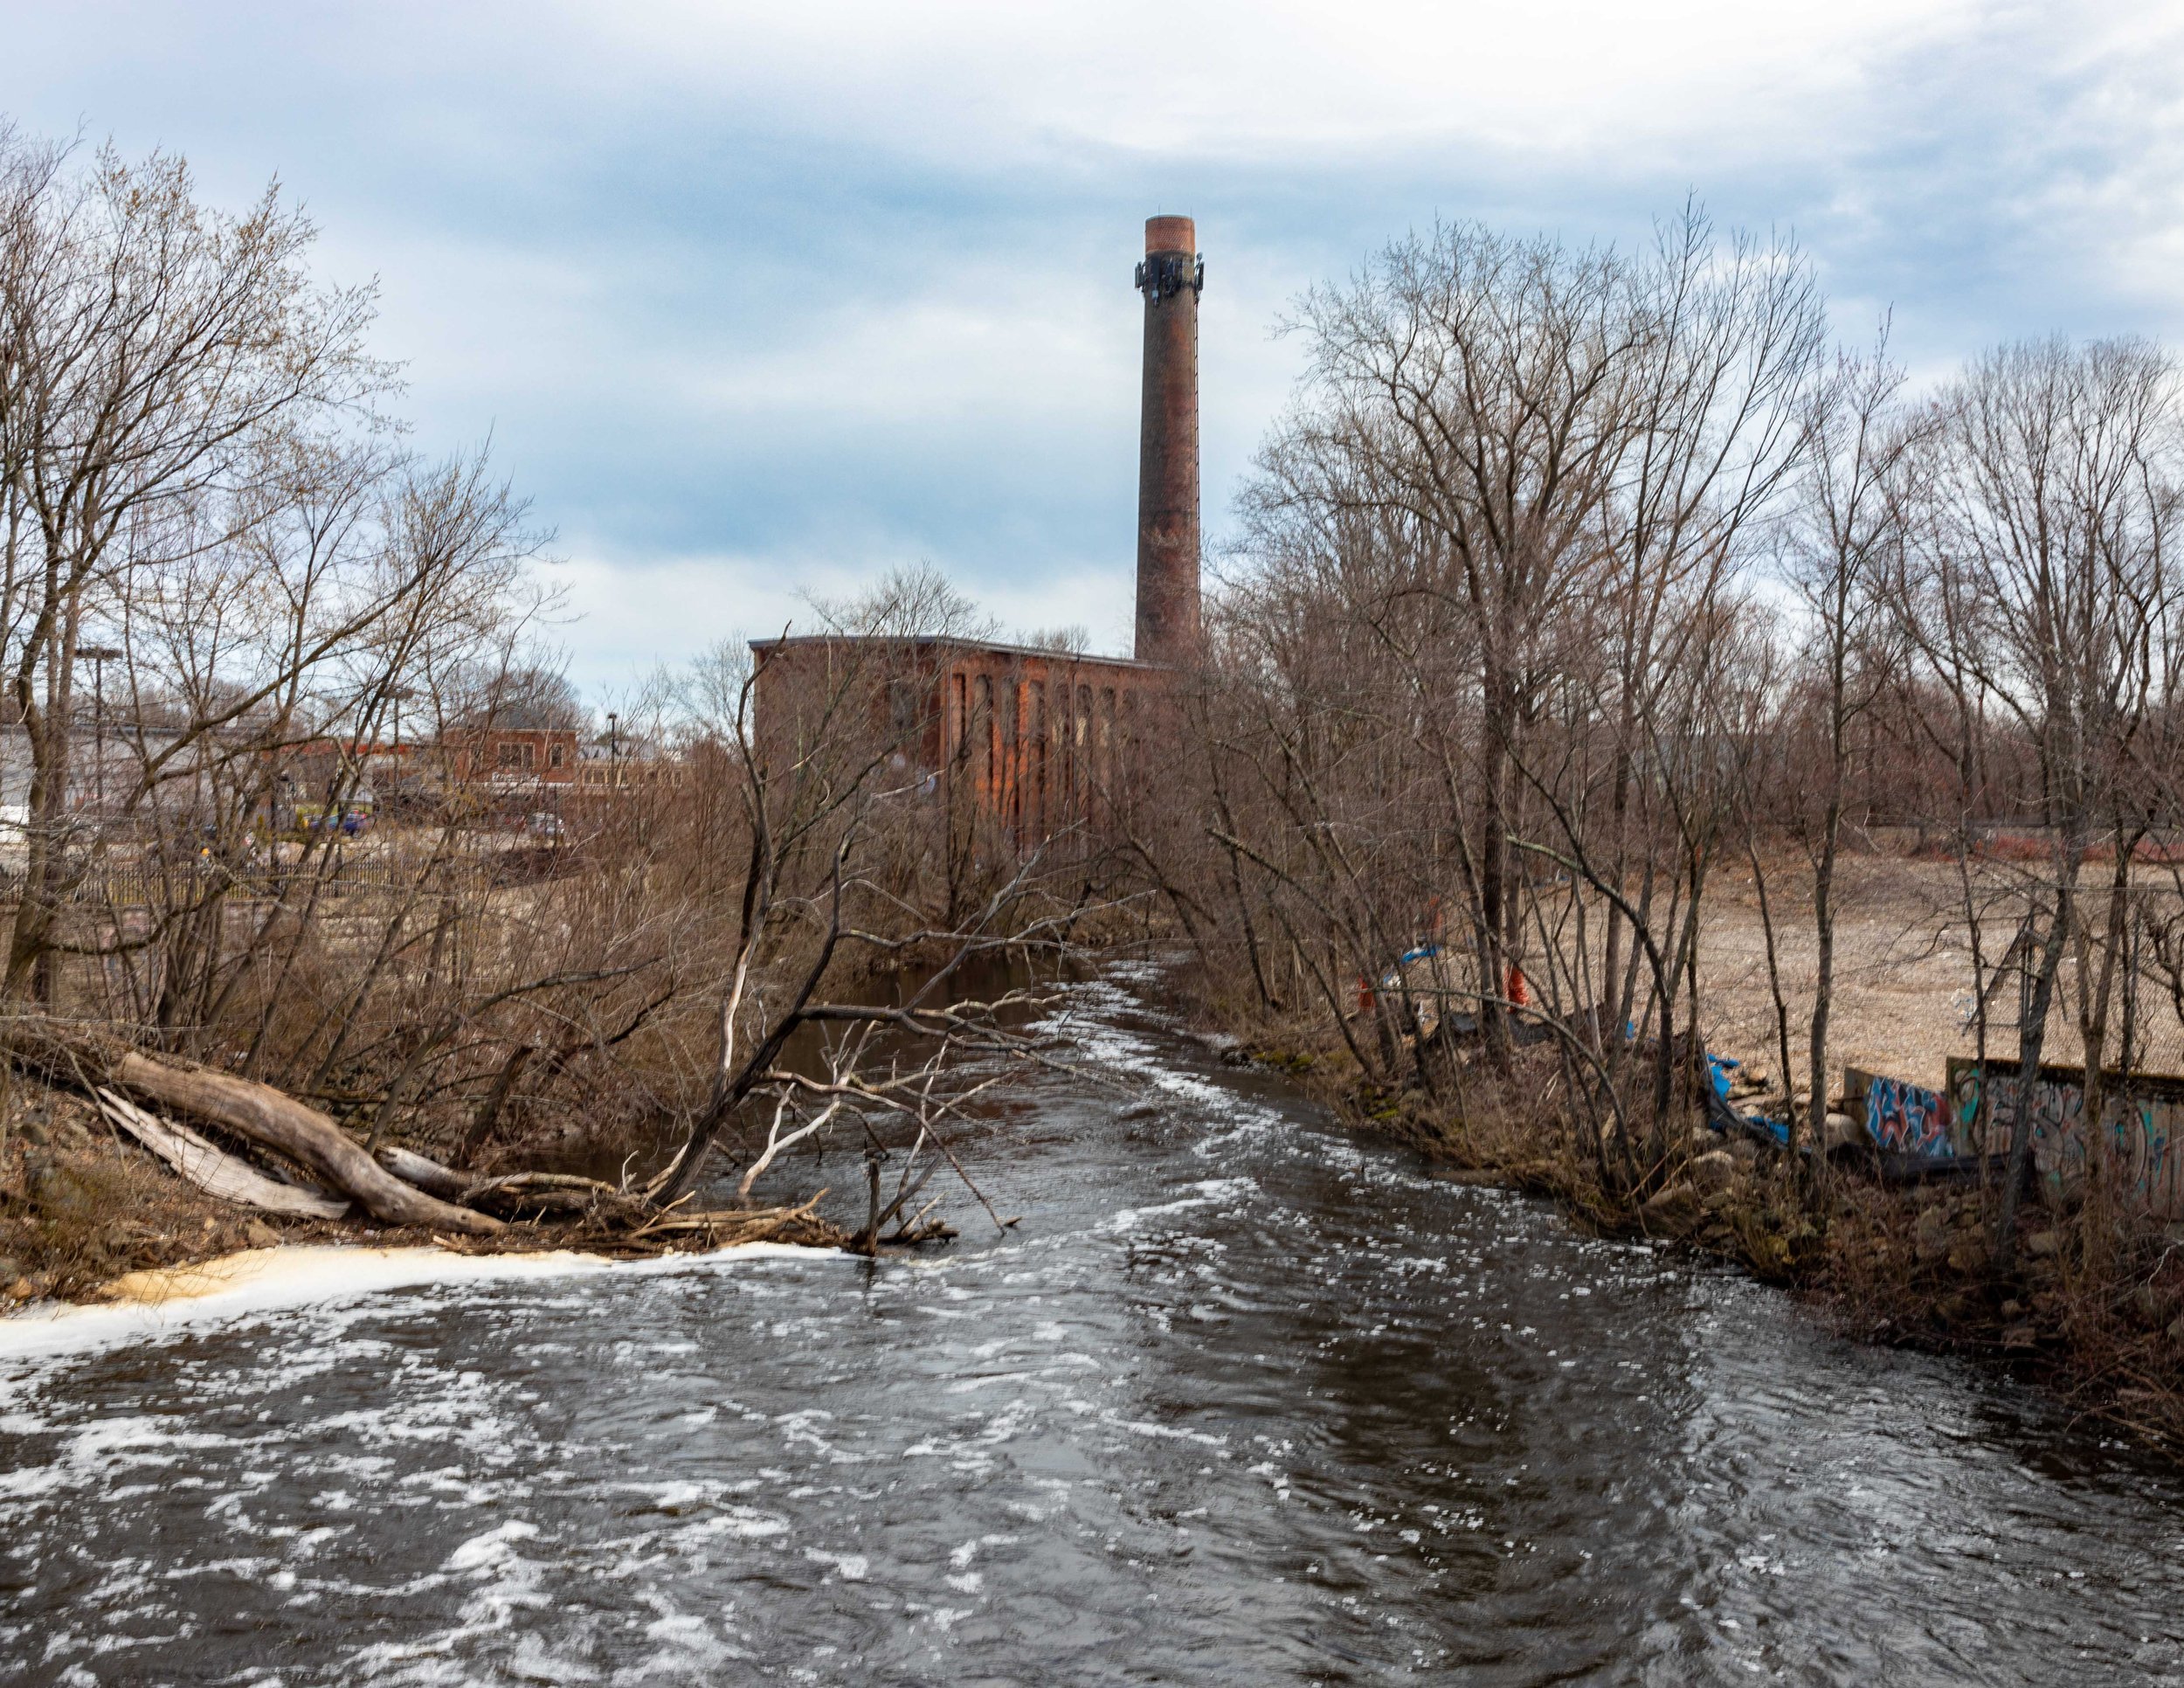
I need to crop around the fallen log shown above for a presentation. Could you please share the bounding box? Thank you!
[3,1020,865,1255]
[375,1154,644,1222]
[621,1190,832,1243]
[461,1171,624,1199]
[374,1145,473,1201]
[461,1186,598,1219]
[97,1090,351,1220]
[465,1173,646,1224]
[102,1053,505,1235]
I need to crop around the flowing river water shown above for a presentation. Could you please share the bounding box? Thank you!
[5,972,2184,1685]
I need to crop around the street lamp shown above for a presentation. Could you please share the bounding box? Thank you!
[387,685,418,750]
[78,646,122,811]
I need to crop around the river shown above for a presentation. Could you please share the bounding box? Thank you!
[3,972,2183,1685]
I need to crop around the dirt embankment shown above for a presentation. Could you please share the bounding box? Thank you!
[0,1093,327,1304]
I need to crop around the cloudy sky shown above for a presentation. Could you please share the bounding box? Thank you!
[6,1,2183,694]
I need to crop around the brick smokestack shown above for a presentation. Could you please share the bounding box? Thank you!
[1133,215,1203,666]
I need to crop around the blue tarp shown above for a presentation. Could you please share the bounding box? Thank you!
[1702,1048,1790,1145]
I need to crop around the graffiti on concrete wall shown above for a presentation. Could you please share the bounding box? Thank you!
[1864,1074,1952,1158]
[1945,1058,2184,1221]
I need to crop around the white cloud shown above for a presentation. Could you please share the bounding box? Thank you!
[545,540,1138,697]
[10,0,2184,697]
[530,0,1988,161]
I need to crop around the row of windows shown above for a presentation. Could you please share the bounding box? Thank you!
[576,764,687,788]
[949,673,1144,838]
[952,676,1136,751]
[494,741,570,771]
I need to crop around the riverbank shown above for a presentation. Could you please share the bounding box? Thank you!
[15,960,2179,1463]
[0,1090,848,1311]
[1218,1020,2184,1458]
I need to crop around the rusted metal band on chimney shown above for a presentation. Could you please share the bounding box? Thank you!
[1132,215,1202,667]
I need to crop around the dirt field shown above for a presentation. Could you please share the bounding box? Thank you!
[1697,854,1985,1097]
[1690,849,2184,1101]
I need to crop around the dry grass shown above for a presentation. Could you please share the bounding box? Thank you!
[0,1096,320,1301]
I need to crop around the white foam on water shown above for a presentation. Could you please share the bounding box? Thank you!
[1102,1178,1259,1235]
[801,1546,869,1582]
[445,1518,541,1572]
[617,1602,751,1680]
[0,1241,840,1372]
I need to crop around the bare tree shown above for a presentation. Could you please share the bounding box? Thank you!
[0,131,387,999]
[1213,208,1822,1173]
[1911,337,2184,1263]
[1777,328,1924,1148]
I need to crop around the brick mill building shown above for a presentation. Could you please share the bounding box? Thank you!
[752,215,1206,846]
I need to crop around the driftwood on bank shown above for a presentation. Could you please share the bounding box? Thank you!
[107,1053,505,1235]
[96,1089,352,1220]
[4,1020,503,1235]
[12,1019,867,1255]
[374,1146,646,1222]
[374,1144,472,1201]
[606,1189,840,1254]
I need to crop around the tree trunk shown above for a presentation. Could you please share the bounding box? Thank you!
[1994,883,2070,1270]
